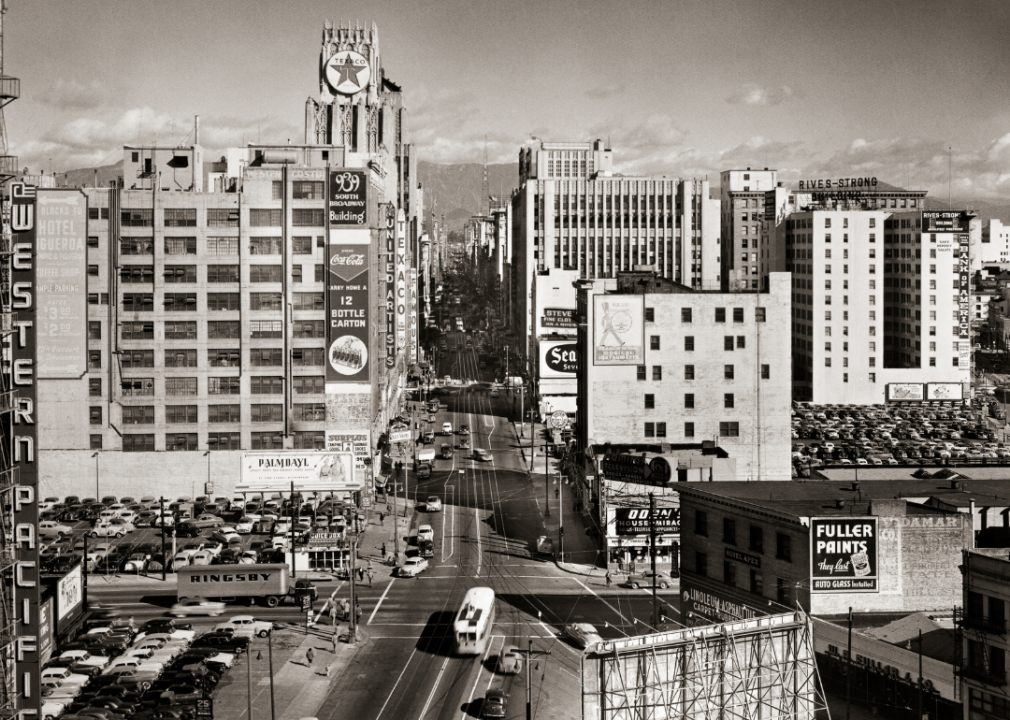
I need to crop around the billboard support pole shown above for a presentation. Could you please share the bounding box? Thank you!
[846,606,852,720]
[291,481,297,580]
[160,497,167,582]
[650,492,659,630]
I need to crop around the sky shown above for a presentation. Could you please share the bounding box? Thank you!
[8,0,1010,201]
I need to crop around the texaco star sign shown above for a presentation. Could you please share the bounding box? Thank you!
[326,50,371,95]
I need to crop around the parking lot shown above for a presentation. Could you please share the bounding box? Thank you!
[791,400,1009,476]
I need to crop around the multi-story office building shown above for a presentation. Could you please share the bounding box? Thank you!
[980,218,1010,266]
[509,140,720,419]
[575,270,792,482]
[787,207,972,404]
[720,168,779,292]
[36,21,422,500]
[960,551,1010,719]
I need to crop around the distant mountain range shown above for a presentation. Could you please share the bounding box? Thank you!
[47,159,1010,230]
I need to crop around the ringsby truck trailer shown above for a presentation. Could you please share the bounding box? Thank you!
[176,563,316,608]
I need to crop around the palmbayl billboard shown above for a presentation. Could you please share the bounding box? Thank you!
[810,517,878,593]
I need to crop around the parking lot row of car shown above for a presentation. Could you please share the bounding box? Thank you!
[41,606,273,720]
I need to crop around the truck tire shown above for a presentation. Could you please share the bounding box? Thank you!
[264,595,280,608]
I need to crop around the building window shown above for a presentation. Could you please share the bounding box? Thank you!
[121,378,154,397]
[89,378,102,397]
[724,393,734,408]
[695,552,707,577]
[776,578,790,605]
[249,236,283,255]
[650,335,660,350]
[684,393,695,409]
[294,403,326,421]
[293,320,325,338]
[715,308,726,323]
[755,307,766,322]
[207,208,239,228]
[750,569,763,595]
[292,208,325,226]
[164,237,196,255]
[250,293,282,311]
[164,293,197,311]
[292,181,325,200]
[724,336,734,351]
[644,422,654,438]
[684,365,695,380]
[656,422,666,438]
[719,422,739,437]
[723,561,737,587]
[292,348,324,367]
[120,238,153,256]
[208,293,240,311]
[90,434,103,450]
[776,533,792,561]
[732,307,744,323]
[652,366,662,381]
[164,208,196,227]
[684,336,695,351]
[293,236,314,254]
[761,364,770,379]
[209,349,241,368]
[208,321,240,339]
[207,432,240,450]
[293,376,325,394]
[636,366,646,381]
[165,377,197,396]
[250,376,284,394]
[293,292,324,310]
[164,265,196,283]
[695,510,708,536]
[89,406,102,425]
[249,209,282,227]
[121,322,153,340]
[251,432,284,450]
[723,518,737,545]
[120,349,154,368]
[724,364,734,380]
[681,308,693,323]
[684,422,695,438]
[251,404,284,423]
[315,264,325,283]
[208,405,241,423]
[645,307,654,322]
[165,405,198,424]
[121,208,153,227]
[166,434,198,451]
[293,431,326,450]
[122,293,153,312]
[123,434,155,452]
[644,394,655,409]
[122,406,154,425]
[250,265,283,282]
[208,377,241,395]
[251,348,283,367]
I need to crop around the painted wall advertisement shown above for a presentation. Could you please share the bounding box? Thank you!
[328,169,367,226]
[56,564,84,632]
[593,294,644,365]
[681,582,759,627]
[39,597,54,665]
[36,189,87,378]
[540,340,578,379]
[325,431,370,480]
[237,452,358,493]
[612,507,680,536]
[886,383,923,402]
[810,517,879,593]
[383,204,396,368]
[542,307,576,329]
[6,181,41,713]
[325,229,370,384]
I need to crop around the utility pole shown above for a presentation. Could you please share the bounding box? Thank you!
[290,481,297,580]
[650,493,659,630]
[918,628,923,720]
[846,606,852,720]
[160,497,167,581]
[525,639,551,720]
[392,461,400,566]
[559,468,564,562]
[349,536,358,643]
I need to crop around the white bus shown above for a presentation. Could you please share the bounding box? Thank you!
[453,586,496,655]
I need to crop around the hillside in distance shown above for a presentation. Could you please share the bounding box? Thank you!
[417,161,519,227]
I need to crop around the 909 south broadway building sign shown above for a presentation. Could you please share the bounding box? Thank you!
[36,190,87,378]
[325,232,370,383]
[593,294,644,365]
[810,517,878,593]
[329,170,367,226]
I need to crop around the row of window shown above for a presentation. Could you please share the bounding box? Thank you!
[645,421,739,438]
[93,402,326,425]
[657,307,767,324]
[694,553,793,604]
[119,292,324,312]
[90,375,323,397]
[98,429,327,452]
[89,347,325,369]
[115,264,324,283]
[109,199,327,228]
[116,320,324,340]
[115,236,324,256]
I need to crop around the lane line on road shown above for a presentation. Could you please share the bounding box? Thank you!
[368,579,395,625]
[419,653,453,720]
[461,635,502,720]
[574,579,632,624]
[374,646,418,720]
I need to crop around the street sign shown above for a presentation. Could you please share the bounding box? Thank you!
[389,425,412,444]
[549,410,568,430]
[301,595,312,611]
[196,698,213,718]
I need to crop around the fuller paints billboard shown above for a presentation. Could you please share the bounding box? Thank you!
[593,294,644,366]
[237,452,358,493]
[325,232,370,384]
[36,190,87,378]
[810,517,878,593]
[540,340,578,379]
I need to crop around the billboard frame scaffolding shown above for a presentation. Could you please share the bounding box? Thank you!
[582,612,826,720]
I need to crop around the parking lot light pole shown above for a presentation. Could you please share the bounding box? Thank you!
[160,497,167,581]
[92,451,99,500]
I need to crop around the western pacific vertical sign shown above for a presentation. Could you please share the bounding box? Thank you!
[7,181,41,715]
[383,204,396,368]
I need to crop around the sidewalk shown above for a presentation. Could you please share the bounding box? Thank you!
[511,420,602,572]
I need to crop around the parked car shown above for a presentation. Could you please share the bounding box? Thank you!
[481,689,508,718]
[213,615,273,638]
[624,570,676,589]
[39,521,74,538]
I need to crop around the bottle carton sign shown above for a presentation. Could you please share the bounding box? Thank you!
[810,517,878,593]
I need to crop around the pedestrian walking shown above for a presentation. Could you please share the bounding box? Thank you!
[380,512,385,525]
[381,542,387,559]
[329,605,338,626]
[367,569,373,587]
[340,598,350,621]
[358,566,365,582]
[355,602,362,623]
[605,571,612,588]
[306,647,315,665]
[332,626,339,652]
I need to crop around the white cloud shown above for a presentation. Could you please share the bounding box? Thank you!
[726,83,799,107]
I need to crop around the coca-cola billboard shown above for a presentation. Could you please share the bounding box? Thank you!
[326,240,370,383]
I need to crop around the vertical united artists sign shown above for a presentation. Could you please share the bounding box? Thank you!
[7,181,41,715]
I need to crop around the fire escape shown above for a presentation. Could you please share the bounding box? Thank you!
[956,602,1008,690]
[0,0,20,717]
